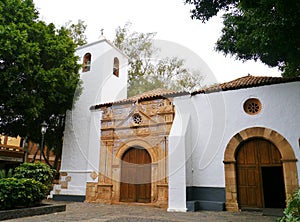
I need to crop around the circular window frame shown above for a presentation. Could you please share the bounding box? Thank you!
[132,113,142,125]
[243,98,262,115]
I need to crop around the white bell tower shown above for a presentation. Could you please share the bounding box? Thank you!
[52,35,128,200]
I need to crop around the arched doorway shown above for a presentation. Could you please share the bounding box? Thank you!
[120,147,151,203]
[224,127,298,211]
[236,138,286,209]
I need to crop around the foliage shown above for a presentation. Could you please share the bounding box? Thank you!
[0,0,81,142]
[113,22,204,97]
[280,188,300,221]
[0,162,52,210]
[0,168,13,179]
[184,0,300,77]
[0,0,82,168]
[13,162,55,191]
[0,178,47,210]
[64,19,87,46]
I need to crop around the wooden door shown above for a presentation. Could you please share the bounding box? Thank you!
[236,139,284,209]
[120,147,151,203]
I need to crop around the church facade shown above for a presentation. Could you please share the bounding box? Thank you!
[85,88,179,208]
[53,39,300,212]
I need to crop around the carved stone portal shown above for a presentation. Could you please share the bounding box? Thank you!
[86,98,175,208]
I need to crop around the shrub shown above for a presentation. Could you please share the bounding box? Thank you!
[0,168,13,179]
[280,188,300,222]
[13,162,55,191]
[0,178,47,210]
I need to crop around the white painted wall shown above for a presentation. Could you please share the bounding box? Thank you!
[168,95,191,212]
[57,39,128,196]
[169,81,300,209]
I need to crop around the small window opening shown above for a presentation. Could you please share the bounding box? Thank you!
[113,57,119,77]
[132,113,142,125]
[244,98,262,115]
[82,53,91,72]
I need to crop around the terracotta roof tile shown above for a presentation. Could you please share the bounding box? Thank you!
[192,75,300,95]
[92,88,188,109]
[91,75,300,109]
[128,88,176,101]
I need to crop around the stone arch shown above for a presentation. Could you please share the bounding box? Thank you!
[115,139,157,164]
[223,127,298,211]
[112,139,165,204]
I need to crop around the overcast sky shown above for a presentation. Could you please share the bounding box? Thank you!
[33,0,281,83]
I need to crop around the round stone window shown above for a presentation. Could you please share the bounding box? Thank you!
[243,98,262,115]
[132,113,142,125]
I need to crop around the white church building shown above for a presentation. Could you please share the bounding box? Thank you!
[52,38,300,212]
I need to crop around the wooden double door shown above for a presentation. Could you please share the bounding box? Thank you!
[236,139,286,209]
[120,147,151,203]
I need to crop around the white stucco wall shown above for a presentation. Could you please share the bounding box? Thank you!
[169,81,300,208]
[168,95,191,212]
[191,81,300,187]
[58,39,128,195]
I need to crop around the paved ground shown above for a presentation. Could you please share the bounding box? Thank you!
[6,201,280,222]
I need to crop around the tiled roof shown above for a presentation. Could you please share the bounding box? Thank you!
[92,88,188,109]
[192,75,300,95]
[91,75,300,109]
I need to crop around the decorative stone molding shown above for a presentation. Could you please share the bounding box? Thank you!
[243,98,262,115]
[86,97,174,207]
[59,172,70,190]
[90,171,98,180]
[224,127,298,211]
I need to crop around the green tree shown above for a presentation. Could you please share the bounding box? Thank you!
[113,22,204,97]
[64,19,88,47]
[184,0,300,77]
[0,0,81,168]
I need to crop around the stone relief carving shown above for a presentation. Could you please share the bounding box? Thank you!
[89,98,174,206]
[102,106,113,120]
